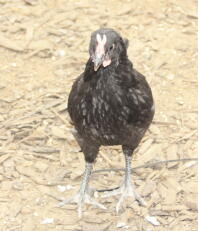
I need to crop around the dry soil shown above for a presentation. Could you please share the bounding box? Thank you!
[0,0,198,230]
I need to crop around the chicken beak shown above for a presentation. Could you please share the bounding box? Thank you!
[93,54,104,71]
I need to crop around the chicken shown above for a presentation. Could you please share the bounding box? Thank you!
[60,28,155,217]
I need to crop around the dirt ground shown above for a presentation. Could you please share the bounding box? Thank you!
[0,0,198,230]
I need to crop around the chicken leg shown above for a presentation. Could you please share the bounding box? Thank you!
[58,162,106,217]
[103,151,146,213]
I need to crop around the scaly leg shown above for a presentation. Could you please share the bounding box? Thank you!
[103,154,146,213]
[58,162,106,217]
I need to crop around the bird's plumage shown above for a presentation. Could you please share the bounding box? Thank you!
[68,29,154,161]
[64,28,154,215]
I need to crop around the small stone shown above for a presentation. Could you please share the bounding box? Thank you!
[145,215,160,226]
[57,185,66,192]
[12,181,24,191]
[10,62,17,67]
[117,222,129,229]
[41,218,54,224]
[167,74,175,80]
[55,49,66,57]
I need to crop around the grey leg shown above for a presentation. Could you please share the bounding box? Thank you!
[116,155,146,212]
[103,154,146,213]
[58,162,106,217]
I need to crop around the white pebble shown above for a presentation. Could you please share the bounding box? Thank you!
[11,62,17,67]
[94,191,99,198]
[167,74,175,80]
[145,215,160,226]
[66,184,73,190]
[184,161,197,168]
[57,185,66,192]
[57,184,73,192]
[116,222,129,229]
[56,49,66,57]
[41,218,54,224]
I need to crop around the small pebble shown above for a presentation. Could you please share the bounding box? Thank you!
[41,218,54,224]
[57,185,66,192]
[145,215,160,226]
[167,74,175,80]
[117,222,129,229]
[10,62,17,67]
[55,49,66,57]
[12,181,24,191]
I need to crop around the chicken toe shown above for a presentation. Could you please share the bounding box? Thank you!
[58,162,106,217]
[58,190,106,217]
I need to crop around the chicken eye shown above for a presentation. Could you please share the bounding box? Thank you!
[109,44,114,51]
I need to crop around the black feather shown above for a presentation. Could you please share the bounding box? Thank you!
[68,28,154,163]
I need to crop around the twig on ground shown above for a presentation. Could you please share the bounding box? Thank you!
[171,130,197,143]
[153,120,177,126]
[50,108,68,124]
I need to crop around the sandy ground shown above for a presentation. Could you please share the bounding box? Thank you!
[0,0,198,230]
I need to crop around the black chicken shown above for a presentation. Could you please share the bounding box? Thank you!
[60,28,154,216]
